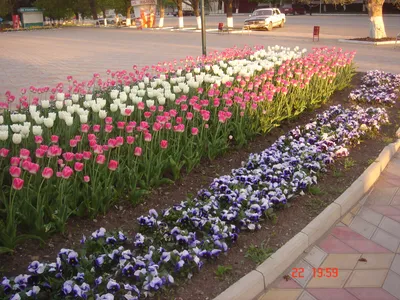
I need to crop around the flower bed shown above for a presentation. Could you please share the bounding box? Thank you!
[0,104,388,300]
[348,70,400,105]
[0,46,355,253]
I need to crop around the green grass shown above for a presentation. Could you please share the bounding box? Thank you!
[309,186,324,195]
[305,197,327,214]
[215,265,233,279]
[245,241,275,265]
[382,136,394,144]
[333,169,344,178]
[344,157,356,169]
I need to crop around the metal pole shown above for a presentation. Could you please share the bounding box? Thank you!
[200,0,206,56]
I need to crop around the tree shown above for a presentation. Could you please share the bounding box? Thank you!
[224,0,233,27]
[298,0,400,39]
[183,0,200,28]
[88,0,98,20]
[172,0,184,27]
[35,0,74,20]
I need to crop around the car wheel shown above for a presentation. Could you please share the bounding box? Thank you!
[279,20,284,28]
[267,22,273,31]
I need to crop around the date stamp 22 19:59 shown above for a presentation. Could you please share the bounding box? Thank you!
[291,267,339,278]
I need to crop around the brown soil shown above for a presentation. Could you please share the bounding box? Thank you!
[349,37,397,42]
[1,73,399,300]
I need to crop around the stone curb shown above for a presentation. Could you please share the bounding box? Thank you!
[213,138,400,300]
[338,39,398,45]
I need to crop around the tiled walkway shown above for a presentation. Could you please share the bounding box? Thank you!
[260,153,400,300]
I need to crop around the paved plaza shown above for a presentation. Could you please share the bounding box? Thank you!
[260,152,400,300]
[0,15,399,101]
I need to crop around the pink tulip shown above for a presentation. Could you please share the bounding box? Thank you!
[63,152,75,162]
[117,122,125,130]
[115,136,124,146]
[105,125,113,133]
[144,133,152,142]
[93,125,101,132]
[165,123,172,130]
[51,135,59,143]
[89,140,97,148]
[28,163,40,174]
[21,160,31,171]
[84,175,90,182]
[186,112,193,120]
[176,117,183,124]
[88,134,96,141]
[93,145,103,154]
[0,148,10,158]
[160,140,168,149]
[75,153,83,161]
[9,166,21,178]
[96,155,106,165]
[10,157,21,166]
[42,167,54,179]
[152,122,162,132]
[134,147,142,156]
[61,166,73,179]
[70,139,78,148]
[127,136,135,144]
[137,102,145,110]
[108,160,118,171]
[82,151,92,160]
[12,178,24,190]
[108,138,117,148]
[105,117,113,125]
[158,106,164,112]
[144,112,152,119]
[74,162,84,172]
[81,124,90,133]
[125,108,132,116]
[34,136,43,144]
[149,105,156,112]
[191,127,199,136]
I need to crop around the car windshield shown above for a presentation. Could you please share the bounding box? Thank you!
[252,10,273,16]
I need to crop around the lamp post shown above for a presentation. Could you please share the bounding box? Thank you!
[200,0,206,56]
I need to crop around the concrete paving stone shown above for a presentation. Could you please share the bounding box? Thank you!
[349,216,377,239]
[344,239,392,253]
[258,289,302,300]
[307,270,351,288]
[379,217,400,239]
[358,207,384,226]
[371,229,400,252]
[298,290,317,300]
[320,254,361,269]
[345,269,388,288]
[276,277,302,289]
[307,288,358,300]
[388,215,400,223]
[366,187,398,206]
[319,235,359,254]
[351,203,363,215]
[355,253,395,270]
[390,254,400,276]
[331,226,366,241]
[342,212,355,226]
[369,206,400,217]
[304,247,328,268]
[391,194,400,206]
[383,270,400,299]
[346,287,399,300]
[291,260,314,288]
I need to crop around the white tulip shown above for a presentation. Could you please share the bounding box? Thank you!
[67,106,75,114]
[0,116,3,124]
[56,101,64,110]
[35,116,44,125]
[150,81,157,89]
[48,112,57,121]
[146,100,154,108]
[0,131,8,141]
[138,82,145,90]
[10,124,21,133]
[173,86,181,94]
[143,77,149,84]
[56,93,65,101]
[129,92,136,101]
[147,91,154,98]
[80,114,88,123]
[12,133,22,144]
[58,111,66,120]
[65,116,74,126]
[65,99,73,107]
[97,98,106,108]
[185,73,193,80]
[133,97,142,104]
[99,110,107,119]
[72,94,80,103]
[169,94,176,101]
[0,125,8,131]
[29,105,37,113]
[138,90,145,97]
[91,103,100,113]
[110,103,118,112]
[157,97,166,105]
[119,92,128,102]
[10,114,19,123]
[44,118,54,128]
[160,74,166,81]
[110,90,119,100]
[83,101,91,108]
[176,69,182,76]
[124,86,131,93]
[85,94,93,101]
[18,113,26,122]
[21,126,30,135]
[183,86,189,94]
[41,100,50,109]
[32,125,43,136]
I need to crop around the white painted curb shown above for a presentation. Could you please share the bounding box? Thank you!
[338,39,398,45]
[214,138,400,300]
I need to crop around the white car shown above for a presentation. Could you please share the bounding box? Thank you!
[243,8,286,31]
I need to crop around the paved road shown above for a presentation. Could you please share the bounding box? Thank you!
[0,15,399,100]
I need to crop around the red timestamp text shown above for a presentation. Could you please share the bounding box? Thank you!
[291,267,339,278]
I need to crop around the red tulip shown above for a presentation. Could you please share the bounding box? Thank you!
[108,160,118,171]
[9,166,21,178]
[160,140,168,149]
[42,167,54,179]
[12,178,24,190]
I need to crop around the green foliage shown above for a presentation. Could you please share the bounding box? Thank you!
[305,197,327,213]
[344,157,356,169]
[309,186,323,195]
[245,241,274,265]
[214,265,233,279]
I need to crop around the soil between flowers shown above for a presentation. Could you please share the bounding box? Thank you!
[1,73,399,299]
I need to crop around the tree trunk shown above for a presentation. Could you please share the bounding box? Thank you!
[102,9,107,26]
[177,0,184,28]
[194,0,201,29]
[218,0,222,13]
[159,6,165,27]
[126,6,132,26]
[366,0,386,39]
[225,0,233,28]
[88,0,98,21]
